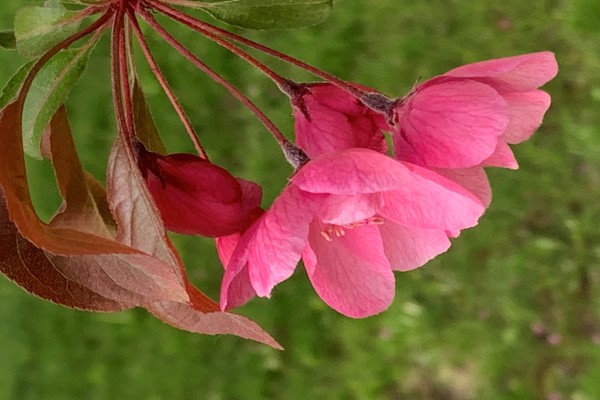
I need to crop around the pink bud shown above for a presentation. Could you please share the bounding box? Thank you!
[135,145,262,237]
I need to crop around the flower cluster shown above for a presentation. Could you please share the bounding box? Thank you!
[0,0,558,344]
[120,0,558,317]
[210,53,558,317]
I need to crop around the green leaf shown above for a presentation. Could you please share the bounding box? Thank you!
[0,30,16,50]
[0,62,34,109]
[197,0,333,30]
[22,46,94,159]
[14,4,81,58]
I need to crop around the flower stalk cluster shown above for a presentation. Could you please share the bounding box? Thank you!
[2,0,558,324]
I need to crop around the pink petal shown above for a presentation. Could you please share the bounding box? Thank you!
[216,233,239,268]
[304,83,367,115]
[379,162,484,230]
[220,265,256,310]
[481,141,519,169]
[433,167,492,208]
[303,220,395,318]
[396,80,510,168]
[216,231,257,309]
[219,219,262,310]
[393,133,426,166]
[216,205,264,309]
[294,84,387,158]
[246,185,322,297]
[442,51,558,92]
[347,114,388,154]
[292,148,412,194]
[294,105,360,158]
[378,222,451,271]
[216,207,264,272]
[318,192,384,225]
[502,90,551,144]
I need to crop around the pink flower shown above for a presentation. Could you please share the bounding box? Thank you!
[135,144,262,237]
[393,51,558,170]
[292,83,388,158]
[220,148,484,317]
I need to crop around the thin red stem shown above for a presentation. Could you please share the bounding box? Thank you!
[119,12,135,135]
[140,0,289,90]
[136,7,291,147]
[127,10,208,159]
[144,0,368,98]
[111,6,129,139]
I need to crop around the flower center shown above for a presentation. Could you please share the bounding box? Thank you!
[320,216,385,241]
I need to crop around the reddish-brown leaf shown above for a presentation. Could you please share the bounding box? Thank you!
[0,100,189,305]
[0,188,128,311]
[44,106,113,238]
[107,133,281,349]
[0,81,279,347]
[0,101,133,255]
[148,298,283,349]
[82,171,118,236]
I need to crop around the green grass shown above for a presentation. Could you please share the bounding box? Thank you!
[2,0,600,399]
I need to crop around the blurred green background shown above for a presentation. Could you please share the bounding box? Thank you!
[2,0,600,399]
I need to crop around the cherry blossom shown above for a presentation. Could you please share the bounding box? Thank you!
[220,149,485,317]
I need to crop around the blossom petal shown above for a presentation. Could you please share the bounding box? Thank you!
[378,222,451,271]
[303,221,395,318]
[293,148,411,194]
[294,84,387,158]
[217,233,257,310]
[303,84,367,115]
[442,51,558,92]
[393,133,426,166]
[502,90,552,144]
[246,185,321,297]
[319,193,384,225]
[379,162,484,230]
[482,141,518,169]
[396,80,510,168]
[433,167,492,208]
[294,104,359,159]
[219,219,261,310]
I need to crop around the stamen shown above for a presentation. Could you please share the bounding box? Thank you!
[343,216,385,229]
[320,216,385,241]
[320,230,333,242]
[334,226,345,237]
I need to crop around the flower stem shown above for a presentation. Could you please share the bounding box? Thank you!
[136,7,292,148]
[144,0,370,99]
[127,9,208,159]
[111,5,129,139]
[141,0,291,91]
[119,11,135,136]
